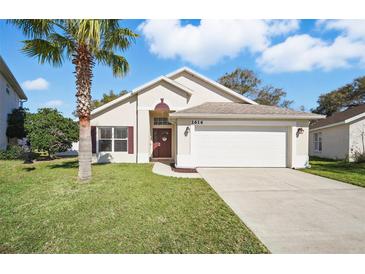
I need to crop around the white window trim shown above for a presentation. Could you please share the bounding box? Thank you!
[98,127,113,152]
[314,132,322,152]
[97,127,128,153]
[113,127,128,153]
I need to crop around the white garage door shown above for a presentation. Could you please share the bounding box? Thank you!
[193,126,287,167]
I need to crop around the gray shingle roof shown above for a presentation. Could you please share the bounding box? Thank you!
[171,102,323,119]
[310,104,365,129]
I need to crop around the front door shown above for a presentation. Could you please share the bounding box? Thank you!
[153,128,172,158]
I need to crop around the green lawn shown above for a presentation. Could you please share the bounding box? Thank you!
[0,158,267,254]
[301,157,365,188]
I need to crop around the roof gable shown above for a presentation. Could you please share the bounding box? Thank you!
[310,105,365,130]
[166,67,257,105]
[91,76,193,116]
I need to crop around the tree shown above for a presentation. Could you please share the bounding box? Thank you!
[218,68,293,108]
[91,89,128,110]
[10,20,138,181]
[6,108,27,140]
[312,76,365,116]
[25,108,78,157]
[218,68,261,98]
[255,85,293,108]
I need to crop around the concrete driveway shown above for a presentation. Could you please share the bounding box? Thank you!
[198,168,365,253]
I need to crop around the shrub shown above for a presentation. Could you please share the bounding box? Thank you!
[353,151,365,163]
[0,145,25,160]
[25,108,79,157]
[6,108,27,140]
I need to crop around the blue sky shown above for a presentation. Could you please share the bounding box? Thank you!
[1,19,365,117]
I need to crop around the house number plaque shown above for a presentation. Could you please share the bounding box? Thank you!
[191,120,204,125]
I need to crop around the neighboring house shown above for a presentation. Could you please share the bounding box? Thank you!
[0,56,27,150]
[91,67,323,168]
[309,105,365,160]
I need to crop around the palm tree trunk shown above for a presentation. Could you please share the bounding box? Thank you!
[78,117,92,180]
[73,44,94,181]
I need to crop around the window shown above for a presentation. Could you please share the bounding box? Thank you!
[98,127,128,152]
[314,132,322,152]
[154,117,171,125]
[98,128,112,152]
[6,85,10,95]
[114,127,128,152]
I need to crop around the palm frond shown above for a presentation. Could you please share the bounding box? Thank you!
[103,28,138,51]
[48,33,75,59]
[10,19,136,76]
[8,19,54,38]
[22,39,63,66]
[76,20,101,48]
[94,49,129,77]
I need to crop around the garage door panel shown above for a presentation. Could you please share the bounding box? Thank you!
[193,126,287,167]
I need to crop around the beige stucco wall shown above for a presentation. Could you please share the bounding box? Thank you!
[309,124,350,160]
[349,118,365,160]
[175,119,192,166]
[91,95,137,163]
[0,73,20,150]
[291,122,310,168]
[171,71,243,105]
[137,109,150,162]
[138,81,189,111]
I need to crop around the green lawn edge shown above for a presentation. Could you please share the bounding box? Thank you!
[0,158,268,254]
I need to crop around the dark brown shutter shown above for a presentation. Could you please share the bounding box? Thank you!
[91,126,96,153]
[128,126,134,154]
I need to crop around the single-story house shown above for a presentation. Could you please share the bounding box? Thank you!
[309,104,365,160]
[91,67,324,169]
[0,56,27,150]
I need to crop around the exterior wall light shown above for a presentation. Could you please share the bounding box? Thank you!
[296,128,304,137]
[184,126,190,136]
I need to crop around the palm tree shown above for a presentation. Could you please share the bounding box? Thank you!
[10,20,138,181]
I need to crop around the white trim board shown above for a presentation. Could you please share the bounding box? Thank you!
[170,113,322,120]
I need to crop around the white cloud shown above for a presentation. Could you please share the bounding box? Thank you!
[140,19,365,73]
[267,20,300,36]
[43,100,63,108]
[320,20,365,40]
[22,77,49,90]
[138,19,299,68]
[258,20,365,73]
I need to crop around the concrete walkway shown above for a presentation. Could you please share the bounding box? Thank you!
[198,168,365,253]
[152,162,201,178]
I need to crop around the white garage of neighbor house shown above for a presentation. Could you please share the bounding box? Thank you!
[90,67,324,169]
[309,104,365,161]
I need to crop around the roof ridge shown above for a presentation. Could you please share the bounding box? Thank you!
[166,67,258,105]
